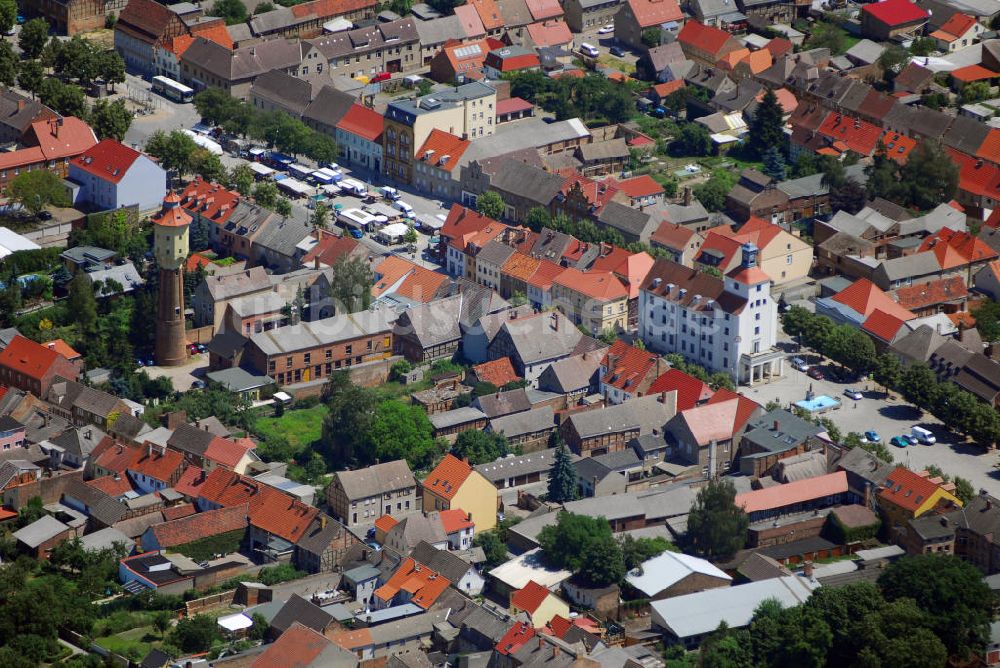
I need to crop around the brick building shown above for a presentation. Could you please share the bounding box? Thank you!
[0,335,80,397]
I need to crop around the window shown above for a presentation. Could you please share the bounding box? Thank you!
[286,356,293,368]
[754,326,760,335]
[346,344,352,355]
[786,254,793,264]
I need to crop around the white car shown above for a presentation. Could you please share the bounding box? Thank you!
[684,164,701,173]
[597,24,614,33]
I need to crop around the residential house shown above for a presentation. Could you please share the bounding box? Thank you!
[382,512,448,554]
[12,515,73,559]
[0,335,80,397]
[68,139,167,211]
[698,217,813,287]
[560,392,677,456]
[861,0,929,40]
[372,557,451,610]
[736,470,849,523]
[427,37,503,83]
[639,247,782,386]
[651,222,705,265]
[878,466,962,541]
[114,0,210,76]
[302,85,358,139]
[127,445,185,494]
[551,269,629,337]
[930,12,984,51]
[815,278,916,330]
[179,38,304,100]
[247,0,377,40]
[23,0,128,35]
[486,406,555,450]
[47,379,131,430]
[665,389,762,477]
[301,18,420,80]
[336,104,385,173]
[413,129,471,199]
[537,351,603,399]
[614,0,684,51]
[676,20,742,67]
[562,0,623,33]
[326,460,418,528]
[0,117,97,194]
[482,46,541,79]
[411,540,485,594]
[510,580,570,628]
[725,169,790,224]
[636,42,687,83]
[487,311,595,385]
[140,504,247,553]
[0,91,56,144]
[625,551,731,600]
[598,339,666,404]
[737,408,824,478]
[373,255,451,305]
[422,453,499,531]
[0,416,25,452]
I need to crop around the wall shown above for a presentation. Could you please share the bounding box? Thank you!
[3,469,84,509]
[748,514,827,548]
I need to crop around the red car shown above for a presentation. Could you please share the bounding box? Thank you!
[807,367,824,380]
[371,72,391,83]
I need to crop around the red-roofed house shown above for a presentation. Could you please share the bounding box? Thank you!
[525,20,573,49]
[814,112,883,158]
[552,268,629,336]
[878,466,961,530]
[650,220,705,265]
[930,12,983,52]
[252,623,348,668]
[373,255,451,303]
[0,117,96,194]
[822,278,916,325]
[496,97,534,124]
[861,0,929,40]
[422,453,498,531]
[616,0,683,50]
[373,557,451,609]
[891,275,968,317]
[599,339,667,404]
[918,227,998,271]
[470,357,521,388]
[414,129,471,198]
[735,471,849,521]
[483,46,541,78]
[335,104,385,173]
[861,309,910,346]
[127,445,185,494]
[647,368,715,411]
[950,64,1000,86]
[496,622,536,656]
[300,230,365,269]
[510,580,569,628]
[141,504,249,552]
[697,217,812,287]
[665,389,763,477]
[0,335,79,396]
[204,436,257,474]
[616,175,665,207]
[439,508,475,548]
[468,0,506,34]
[676,20,742,67]
[525,0,563,20]
[69,139,167,211]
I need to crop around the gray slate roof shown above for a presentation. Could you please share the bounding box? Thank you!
[490,160,565,207]
[430,406,487,429]
[249,309,394,356]
[487,405,554,437]
[334,460,415,501]
[742,409,822,453]
[13,515,70,548]
[410,540,475,582]
[565,393,676,439]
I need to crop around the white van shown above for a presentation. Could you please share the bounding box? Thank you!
[381,186,401,201]
[340,179,367,196]
[911,426,936,445]
[395,200,414,216]
[580,43,599,57]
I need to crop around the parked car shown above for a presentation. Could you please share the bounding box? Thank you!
[610,45,626,57]
[371,72,391,83]
[807,367,824,380]
[864,430,880,443]
[349,228,363,239]
[844,388,863,400]
[911,426,936,445]
[790,357,808,372]
[891,435,912,448]
[597,24,614,33]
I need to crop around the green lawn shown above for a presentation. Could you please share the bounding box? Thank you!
[96,626,161,660]
[255,404,327,449]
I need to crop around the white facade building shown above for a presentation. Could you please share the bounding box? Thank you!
[639,243,782,385]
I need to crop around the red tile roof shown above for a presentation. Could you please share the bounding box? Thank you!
[627,0,682,28]
[289,0,376,19]
[861,309,908,343]
[553,268,628,301]
[930,12,977,41]
[756,87,797,116]
[301,231,360,268]
[728,265,771,285]
[416,129,471,174]
[152,193,192,228]
[832,278,916,321]
[198,468,319,543]
[648,369,714,410]
[374,514,398,533]
[86,475,134,497]
[677,20,735,58]
[0,335,70,382]
[736,471,848,514]
[162,503,197,521]
[893,275,968,311]
[174,465,207,498]
[71,139,144,185]
[764,37,793,58]
[29,117,97,160]
[43,339,80,360]
[485,48,541,73]
[253,623,337,667]
[179,177,241,225]
[327,627,374,652]
[651,80,685,99]
[496,622,536,655]
[372,255,449,303]
[92,442,143,476]
[424,454,474,501]
[525,20,571,47]
[918,227,998,269]
[878,466,951,513]
[373,557,451,608]
[600,339,659,393]
[467,0,504,30]
[651,220,696,251]
[497,97,534,116]
[951,64,999,83]
[977,128,1000,164]
[511,580,551,614]
[204,436,255,469]
[454,4,487,36]
[439,508,474,534]
[472,357,521,388]
[706,387,760,434]
[948,147,1000,198]
[880,130,916,164]
[617,174,664,198]
[129,448,184,483]
[524,0,562,20]
[336,104,384,143]
[149,504,248,548]
[526,259,565,290]
[189,21,234,49]
[862,0,929,26]
[816,112,882,157]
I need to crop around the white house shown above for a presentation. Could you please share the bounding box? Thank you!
[930,13,984,52]
[68,140,167,212]
[639,244,781,386]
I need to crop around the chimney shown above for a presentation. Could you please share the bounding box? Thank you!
[551,312,559,331]
[552,646,560,659]
[537,637,544,650]
[314,256,320,270]
[16,99,24,111]
[659,391,667,403]
[803,561,814,578]
[773,420,780,432]
[683,186,692,206]
[148,443,153,457]
[321,515,328,529]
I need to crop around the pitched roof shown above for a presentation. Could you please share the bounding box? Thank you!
[204,436,255,468]
[250,622,342,668]
[878,466,953,512]
[553,268,628,301]
[423,454,475,500]
[70,139,143,184]
[918,227,997,269]
[468,0,504,30]
[951,64,999,83]
[816,112,882,156]
[625,0,682,27]
[616,174,664,199]
[862,0,929,26]
[415,129,470,174]
[0,335,70,382]
[647,369,714,410]
[510,579,551,614]
[893,275,968,311]
[861,309,908,343]
[373,557,451,608]
[336,103,384,142]
[736,471,849,514]
[525,20,572,47]
[334,460,415,500]
[832,278,916,321]
[472,357,520,387]
[524,0,562,20]
[677,20,734,57]
[600,340,659,392]
[439,508,474,533]
[129,448,184,483]
[930,11,977,40]
[149,504,248,548]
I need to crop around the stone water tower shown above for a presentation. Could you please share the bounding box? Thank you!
[152,193,191,366]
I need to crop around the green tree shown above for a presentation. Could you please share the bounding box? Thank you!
[311,202,330,230]
[806,20,847,55]
[194,87,243,126]
[152,610,174,638]
[452,430,509,465]
[8,169,69,215]
[961,81,991,104]
[538,512,625,586]
[829,178,867,215]
[910,37,936,56]
[17,61,44,98]
[190,148,226,183]
[213,0,248,24]
[748,88,786,159]
[762,145,786,181]
[547,439,578,503]
[475,531,508,570]
[254,1,274,11]
[686,478,748,559]
[169,614,221,653]
[367,399,438,469]
[693,170,735,212]
[253,181,279,208]
[878,45,910,82]
[330,255,373,313]
[620,534,676,570]
[953,476,974,504]
[873,352,902,391]
[0,0,15,35]
[68,272,98,336]
[145,129,199,178]
[19,18,50,60]
[699,626,753,668]
[673,123,711,157]
[641,27,660,48]
[901,140,958,210]
[526,207,552,232]
[229,163,255,196]
[476,191,505,219]
[275,197,292,216]
[318,372,379,467]
[305,131,339,165]
[879,554,992,659]
[37,78,86,118]
[974,300,1000,342]
[97,49,125,92]
[90,98,133,141]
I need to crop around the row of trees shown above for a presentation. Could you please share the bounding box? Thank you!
[193,88,337,164]
[782,306,1000,447]
[506,70,637,125]
[699,555,993,665]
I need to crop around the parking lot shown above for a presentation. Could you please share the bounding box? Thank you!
[749,350,1000,494]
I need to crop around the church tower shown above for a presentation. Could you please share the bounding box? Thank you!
[152,193,191,366]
